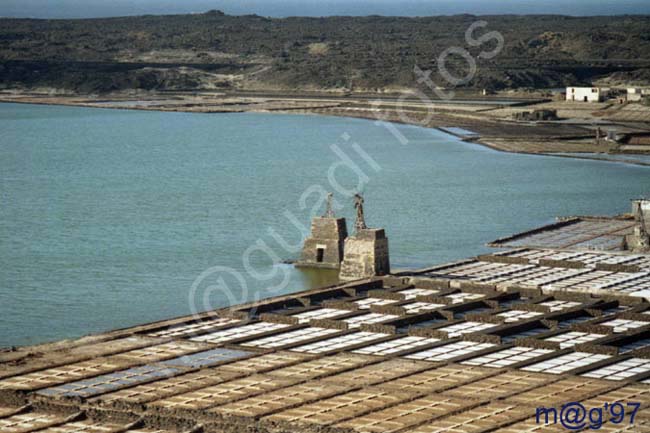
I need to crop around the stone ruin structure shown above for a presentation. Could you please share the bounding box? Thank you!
[625,199,650,253]
[295,193,348,269]
[339,194,390,281]
[296,193,391,280]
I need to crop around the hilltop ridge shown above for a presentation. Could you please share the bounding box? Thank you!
[1,12,649,93]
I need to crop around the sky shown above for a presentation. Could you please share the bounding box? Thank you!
[1,0,650,19]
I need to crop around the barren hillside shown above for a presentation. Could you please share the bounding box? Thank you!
[1,11,649,93]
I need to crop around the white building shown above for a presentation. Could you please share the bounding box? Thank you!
[627,88,650,102]
[566,87,606,102]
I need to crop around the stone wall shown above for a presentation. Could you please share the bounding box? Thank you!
[339,228,390,281]
[296,217,348,269]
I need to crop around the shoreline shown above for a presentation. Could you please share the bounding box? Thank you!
[3,93,650,168]
[288,108,650,167]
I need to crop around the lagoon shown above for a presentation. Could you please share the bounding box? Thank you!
[1,103,647,347]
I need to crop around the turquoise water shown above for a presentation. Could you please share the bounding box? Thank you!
[1,102,648,347]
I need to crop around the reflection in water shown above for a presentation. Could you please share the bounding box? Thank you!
[295,267,341,290]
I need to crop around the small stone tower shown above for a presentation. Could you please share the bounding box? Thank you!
[339,194,390,281]
[625,199,650,253]
[295,193,348,269]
